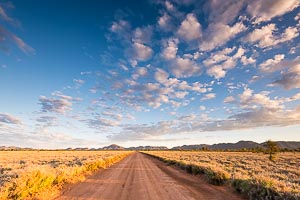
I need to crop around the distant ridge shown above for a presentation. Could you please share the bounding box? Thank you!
[102,144,125,150]
[172,141,300,150]
[172,144,208,150]
[1,141,300,151]
[262,141,300,150]
[0,146,31,151]
[127,146,168,150]
[210,141,261,150]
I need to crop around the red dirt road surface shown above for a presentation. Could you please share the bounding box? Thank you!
[56,152,244,200]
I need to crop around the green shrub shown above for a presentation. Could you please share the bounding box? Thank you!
[204,169,229,185]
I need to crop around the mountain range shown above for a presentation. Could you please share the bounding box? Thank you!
[1,141,300,151]
[171,141,300,150]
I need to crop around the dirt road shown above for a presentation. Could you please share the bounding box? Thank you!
[57,152,244,200]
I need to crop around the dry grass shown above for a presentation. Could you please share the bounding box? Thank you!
[144,151,300,200]
[0,150,131,199]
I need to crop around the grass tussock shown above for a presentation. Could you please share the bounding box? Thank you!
[0,152,131,200]
[231,178,299,200]
[142,151,300,200]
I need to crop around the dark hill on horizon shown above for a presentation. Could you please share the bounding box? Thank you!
[172,140,300,150]
[1,141,300,151]
[102,144,125,150]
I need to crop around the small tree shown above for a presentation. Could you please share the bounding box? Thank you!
[265,140,279,161]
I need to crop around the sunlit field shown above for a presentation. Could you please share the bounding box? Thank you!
[144,151,300,199]
[0,151,131,199]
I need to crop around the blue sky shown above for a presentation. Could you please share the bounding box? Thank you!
[0,0,300,148]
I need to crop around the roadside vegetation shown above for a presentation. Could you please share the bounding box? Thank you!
[0,151,131,199]
[143,151,300,200]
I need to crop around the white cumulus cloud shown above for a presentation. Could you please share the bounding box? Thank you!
[177,13,202,41]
